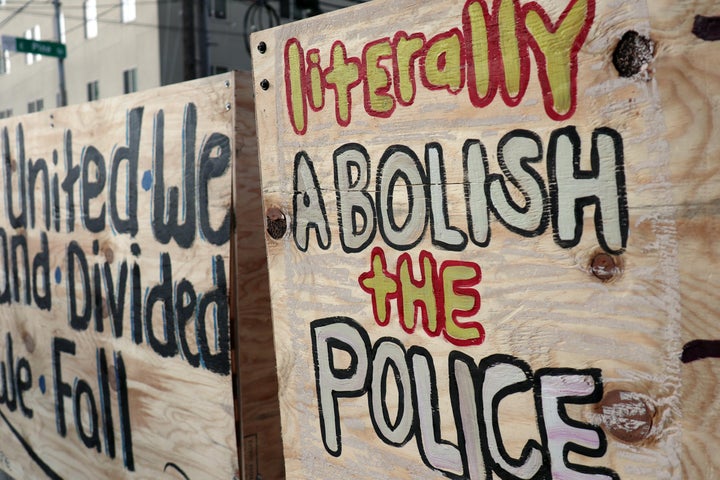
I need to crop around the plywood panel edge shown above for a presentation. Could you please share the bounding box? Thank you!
[232,69,285,480]
[649,2,720,478]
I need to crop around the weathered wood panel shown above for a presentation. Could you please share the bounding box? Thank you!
[231,71,285,480]
[0,75,239,479]
[251,0,698,478]
[649,2,720,479]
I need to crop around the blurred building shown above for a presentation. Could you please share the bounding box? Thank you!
[0,0,363,118]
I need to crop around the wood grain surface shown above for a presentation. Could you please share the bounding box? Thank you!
[0,74,240,479]
[232,71,285,480]
[251,0,720,478]
[650,2,720,479]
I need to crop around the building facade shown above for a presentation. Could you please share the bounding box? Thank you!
[0,0,163,117]
[0,0,362,117]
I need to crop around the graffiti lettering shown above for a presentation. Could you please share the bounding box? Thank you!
[284,0,596,134]
[52,337,134,470]
[359,247,483,346]
[294,127,628,255]
[0,229,50,311]
[311,317,619,479]
[0,105,231,249]
[66,242,230,375]
[0,332,33,419]
[0,95,234,478]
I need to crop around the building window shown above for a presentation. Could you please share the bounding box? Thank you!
[24,29,33,65]
[0,50,10,75]
[121,0,136,23]
[87,80,100,101]
[24,26,42,64]
[27,99,43,114]
[123,68,137,94]
[59,12,66,43]
[85,0,98,39]
[33,25,42,62]
[0,109,12,120]
[211,0,227,19]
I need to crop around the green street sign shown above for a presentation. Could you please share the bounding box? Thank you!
[14,38,66,59]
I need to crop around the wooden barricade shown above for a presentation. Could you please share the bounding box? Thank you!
[0,71,284,480]
[251,0,720,478]
[0,0,718,476]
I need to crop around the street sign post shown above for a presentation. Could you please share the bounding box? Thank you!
[1,35,66,58]
[15,37,66,58]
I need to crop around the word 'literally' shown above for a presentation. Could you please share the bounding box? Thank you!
[284,0,595,134]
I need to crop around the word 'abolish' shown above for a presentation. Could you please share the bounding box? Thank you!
[293,127,627,255]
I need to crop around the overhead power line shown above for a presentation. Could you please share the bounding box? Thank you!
[0,0,35,28]
[2,5,256,39]
[0,0,370,56]
[2,10,249,38]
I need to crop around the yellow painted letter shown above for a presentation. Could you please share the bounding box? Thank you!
[363,39,395,116]
[398,252,440,335]
[442,262,483,346]
[307,49,324,111]
[325,41,361,127]
[422,30,464,94]
[524,0,595,119]
[393,32,425,105]
[464,0,493,105]
[284,38,306,134]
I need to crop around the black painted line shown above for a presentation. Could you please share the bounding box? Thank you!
[681,339,720,363]
[693,15,720,41]
[163,462,191,480]
[0,408,62,480]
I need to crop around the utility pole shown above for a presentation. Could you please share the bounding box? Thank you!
[182,0,196,80]
[53,0,67,106]
[197,0,210,77]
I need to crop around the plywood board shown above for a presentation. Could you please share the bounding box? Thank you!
[252,0,686,478]
[648,2,720,478]
[0,74,239,479]
[231,71,285,480]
